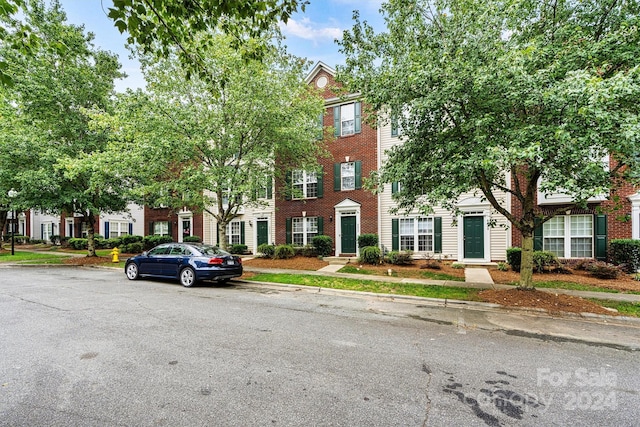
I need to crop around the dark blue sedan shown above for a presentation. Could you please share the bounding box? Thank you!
[124,243,243,287]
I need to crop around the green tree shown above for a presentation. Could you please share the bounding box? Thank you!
[100,34,326,249]
[107,0,307,81]
[2,0,125,256]
[338,0,640,288]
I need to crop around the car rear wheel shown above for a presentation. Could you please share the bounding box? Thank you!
[126,263,139,280]
[180,267,196,287]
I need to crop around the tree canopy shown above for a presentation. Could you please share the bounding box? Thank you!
[97,34,326,248]
[108,0,308,81]
[338,0,640,287]
[1,0,125,255]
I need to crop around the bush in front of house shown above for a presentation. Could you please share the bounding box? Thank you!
[386,250,414,265]
[586,261,622,279]
[312,235,333,257]
[121,242,144,254]
[295,244,317,257]
[68,238,88,250]
[357,233,379,249]
[184,235,202,243]
[273,244,295,259]
[359,246,381,265]
[143,235,173,250]
[532,250,559,273]
[506,247,522,272]
[229,244,248,255]
[257,243,275,258]
[609,239,640,273]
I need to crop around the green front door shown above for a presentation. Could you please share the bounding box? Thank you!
[463,216,484,259]
[341,216,357,254]
[256,220,269,247]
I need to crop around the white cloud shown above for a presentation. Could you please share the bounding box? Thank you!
[280,17,344,43]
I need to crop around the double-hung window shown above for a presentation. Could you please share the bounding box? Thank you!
[397,218,435,252]
[292,170,318,199]
[341,162,355,190]
[333,102,361,137]
[292,217,318,246]
[334,161,362,191]
[107,221,131,238]
[228,221,242,245]
[153,221,169,236]
[543,215,593,258]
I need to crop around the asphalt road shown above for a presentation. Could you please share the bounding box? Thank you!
[0,266,638,426]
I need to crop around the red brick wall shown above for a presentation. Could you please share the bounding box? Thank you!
[274,67,379,248]
[510,160,638,248]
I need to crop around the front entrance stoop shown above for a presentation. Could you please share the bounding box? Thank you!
[323,256,356,265]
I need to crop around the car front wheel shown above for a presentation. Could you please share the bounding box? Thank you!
[126,263,139,280]
[180,267,196,287]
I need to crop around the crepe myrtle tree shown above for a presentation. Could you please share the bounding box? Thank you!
[97,33,327,249]
[338,0,640,288]
[1,0,126,256]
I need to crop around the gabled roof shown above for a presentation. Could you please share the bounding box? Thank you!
[304,61,336,85]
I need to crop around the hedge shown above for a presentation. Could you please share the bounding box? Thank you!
[609,239,640,273]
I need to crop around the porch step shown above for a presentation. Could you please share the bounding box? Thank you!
[323,256,357,265]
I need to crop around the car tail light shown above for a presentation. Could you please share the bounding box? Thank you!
[236,257,242,264]
[208,257,224,265]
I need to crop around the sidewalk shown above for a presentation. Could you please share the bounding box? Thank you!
[241,265,640,350]
[244,265,640,304]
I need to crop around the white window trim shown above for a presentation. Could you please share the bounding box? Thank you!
[630,193,640,240]
[292,170,318,199]
[108,221,131,238]
[341,162,355,191]
[153,221,170,237]
[292,216,318,246]
[543,215,594,258]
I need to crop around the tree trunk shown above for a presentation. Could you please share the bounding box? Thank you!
[519,232,535,289]
[86,213,97,257]
[217,219,229,251]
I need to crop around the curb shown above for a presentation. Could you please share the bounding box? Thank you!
[237,279,640,326]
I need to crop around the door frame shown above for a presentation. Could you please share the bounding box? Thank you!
[334,198,361,257]
[456,200,492,263]
[254,216,271,249]
[177,211,193,243]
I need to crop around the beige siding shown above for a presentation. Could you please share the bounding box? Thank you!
[378,118,509,262]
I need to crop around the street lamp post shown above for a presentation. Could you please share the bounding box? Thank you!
[8,189,17,256]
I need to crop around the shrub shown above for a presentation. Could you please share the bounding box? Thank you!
[312,235,333,257]
[497,262,508,271]
[386,250,414,265]
[68,238,88,250]
[274,244,295,259]
[506,247,522,272]
[297,244,317,257]
[586,261,621,279]
[105,238,121,249]
[184,235,202,243]
[121,235,143,245]
[532,251,558,273]
[122,242,144,254]
[359,246,381,265]
[50,235,61,245]
[143,235,173,250]
[357,233,379,249]
[229,244,248,255]
[257,244,275,258]
[609,239,640,273]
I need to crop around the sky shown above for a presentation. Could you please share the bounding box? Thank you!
[56,0,387,92]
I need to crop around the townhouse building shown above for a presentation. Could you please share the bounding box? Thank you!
[273,62,378,257]
[377,114,511,263]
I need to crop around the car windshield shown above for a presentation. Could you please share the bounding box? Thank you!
[197,245,231,256]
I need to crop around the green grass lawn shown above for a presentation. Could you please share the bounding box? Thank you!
[245,272,482,301]
[591,300,640,317]
[338,264,465,282]
[0,251,71,263]
[507,280,640,295]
